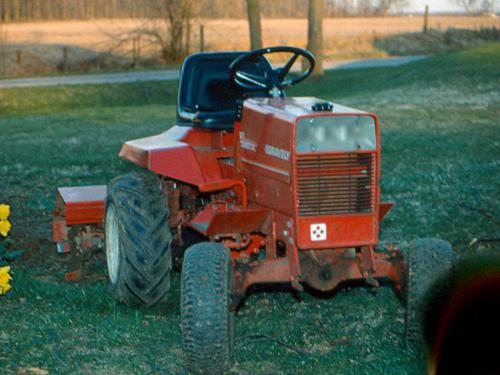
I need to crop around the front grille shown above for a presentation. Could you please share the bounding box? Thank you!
[296,153,375,216]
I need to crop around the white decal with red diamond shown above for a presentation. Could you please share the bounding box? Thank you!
[310,223,327,241]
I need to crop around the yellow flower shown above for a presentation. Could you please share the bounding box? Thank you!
[0,220,10,237]
[0,204,9,221]
[0,266,12,294]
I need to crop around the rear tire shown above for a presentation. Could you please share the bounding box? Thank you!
[105,171,172,307]
[405,238,454,342]
[181,242,234,375]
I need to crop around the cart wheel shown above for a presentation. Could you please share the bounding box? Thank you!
[405,238,454,342]
[181,242,234,374]
[105,171,172,306]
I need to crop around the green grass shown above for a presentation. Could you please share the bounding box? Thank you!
[1,43,499,374]
[0,81,178,116]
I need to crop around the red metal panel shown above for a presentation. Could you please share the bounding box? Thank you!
[205,209,271,236]
[379,201,394,221]
[120,126,234,187]
[189,205,271,237]
[118,143,148,168]
[65,203,105,226]
[292,111,381,250]
[239,99,295,218]
[149,145,206,185]
[218,158,234,179]
[296,214,378,249]
[53,219,67,243]
[195,149,229,182]
[58,185,106,204]
[240,258,291,289]
[57,186,106,225]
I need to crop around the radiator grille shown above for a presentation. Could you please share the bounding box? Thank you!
[296,153,375,216]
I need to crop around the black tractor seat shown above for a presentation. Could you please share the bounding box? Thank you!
[177,52,270,130]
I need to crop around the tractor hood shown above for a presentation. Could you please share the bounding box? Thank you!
[238,97,382,249]
[242,97,368,122]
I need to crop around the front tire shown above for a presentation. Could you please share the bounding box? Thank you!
[181,242,234,374]
[405,238,454,342]
[105,171,172,306]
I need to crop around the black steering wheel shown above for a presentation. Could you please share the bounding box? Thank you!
[229,46,315,97]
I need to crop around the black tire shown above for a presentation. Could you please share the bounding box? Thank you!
[105,171,172,307]
[181,242,234,375]
[405,238,454,342]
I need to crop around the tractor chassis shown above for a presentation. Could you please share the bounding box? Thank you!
[231,244,405,299]
[52,184,405,296]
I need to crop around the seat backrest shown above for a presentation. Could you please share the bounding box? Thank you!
[177,52,268,130]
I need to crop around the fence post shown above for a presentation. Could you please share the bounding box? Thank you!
[199,24,204,52]
[16,50,22,65]
[423,5,429,33]
[136,36,141,66]
[132,36,137,68]
[62,46,68,72]
[0,50,5,77]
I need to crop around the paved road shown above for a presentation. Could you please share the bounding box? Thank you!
[328,55,427,70]
[0,55,427,89]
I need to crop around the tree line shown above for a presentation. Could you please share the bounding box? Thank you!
[0,0,416,22]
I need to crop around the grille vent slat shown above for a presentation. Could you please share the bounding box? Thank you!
[297,153,375,216]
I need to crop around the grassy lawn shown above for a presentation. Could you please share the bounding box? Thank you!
[0,43,499,374]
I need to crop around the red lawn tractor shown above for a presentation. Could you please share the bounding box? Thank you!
[53,46,453,374]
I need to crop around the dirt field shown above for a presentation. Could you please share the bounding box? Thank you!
[4,16,499,57]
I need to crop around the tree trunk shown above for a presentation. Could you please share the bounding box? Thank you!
[12,0,20,21]
[423,4,429,33]
[2,0,9,22]
[185,16,191,56]
[306,0,323,77]
[33,0,42,20]
[246,0,262,50]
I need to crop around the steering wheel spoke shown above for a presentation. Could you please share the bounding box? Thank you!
[279,53,299,79]
[235,72,268,89]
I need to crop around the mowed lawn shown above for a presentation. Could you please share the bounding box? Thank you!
[0,43,499,374]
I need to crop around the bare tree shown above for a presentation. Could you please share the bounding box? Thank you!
[160,0,195,61]
[246,0,262,50]
[107,0,196,64]
[357,0,375,16]
[306,0,323,77]
[375,0,411,16]
[454,0,480,14]
[481,0,495,13]
[1,0,435,21]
